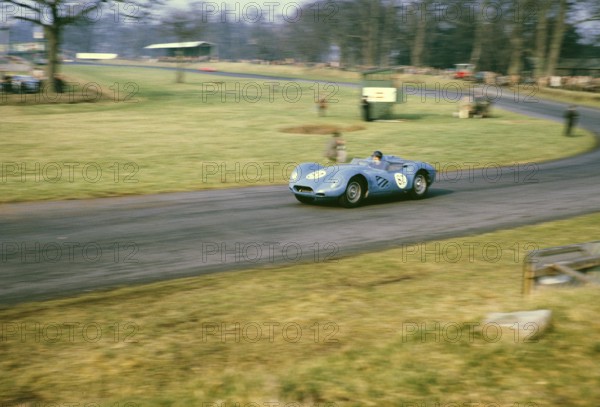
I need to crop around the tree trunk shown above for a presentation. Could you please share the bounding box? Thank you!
[176,53,185,84]
[411,0,429,67]
[44,24,62,93]
[546,0,568,76]
[507,0,524,76]
[379,2,394,67]
[361,0,378,66]
[533,0,550,78]
[469,0,490,69]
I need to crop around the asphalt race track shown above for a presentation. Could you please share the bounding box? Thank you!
[1,70,599,305]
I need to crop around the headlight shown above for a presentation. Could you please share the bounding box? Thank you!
[290,170,299,182]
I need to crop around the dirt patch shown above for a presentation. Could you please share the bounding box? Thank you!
[280,124,366,135]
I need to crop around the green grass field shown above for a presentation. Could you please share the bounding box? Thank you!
[0,65,595,203]
[1,212,599,406]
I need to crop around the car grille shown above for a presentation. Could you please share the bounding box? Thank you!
[294,185,313,193]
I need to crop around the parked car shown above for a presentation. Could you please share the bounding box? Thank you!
[10,75,42,93]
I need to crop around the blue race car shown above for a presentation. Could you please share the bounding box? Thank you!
[289,151,436,207]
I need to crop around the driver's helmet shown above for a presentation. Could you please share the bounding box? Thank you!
[372,150,383,160]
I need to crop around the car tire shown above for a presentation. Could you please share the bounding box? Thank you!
[339,178,365,208]
[409,172,429,199]
[295,195,314,204]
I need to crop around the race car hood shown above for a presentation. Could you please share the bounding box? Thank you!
[289,163,346,186]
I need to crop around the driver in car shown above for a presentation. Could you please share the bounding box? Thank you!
[370,150,386,169]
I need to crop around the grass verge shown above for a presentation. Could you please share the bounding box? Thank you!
[1,212,599,406]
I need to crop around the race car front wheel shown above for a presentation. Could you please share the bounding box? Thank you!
[409,172,429,199]
[340,178,365,208]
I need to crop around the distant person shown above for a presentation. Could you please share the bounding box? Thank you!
[564,105,579,136]
[2,74,12,94]
[324,131,346,163]
[317,98,327,117]
[361,96,372,122]
[54,74,65,93]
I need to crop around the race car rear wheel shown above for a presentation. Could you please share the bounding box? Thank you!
[409,172,429,199]
[340,178,365,208]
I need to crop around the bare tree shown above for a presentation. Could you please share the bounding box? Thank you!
[161,4,207,83]
[507,0,525,77]
[410,0,432,67]
[469,0,491,69]
[378,0,398,67]
[162,7,205,43]
[361,0,378,66]
[545,0,568,76]
[533,0,550,78]
[283,1,335,63]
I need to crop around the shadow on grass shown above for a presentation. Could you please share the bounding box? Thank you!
[370,113,440,123]
[389,113,440,120]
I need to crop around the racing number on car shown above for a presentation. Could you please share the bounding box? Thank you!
[394,173,408,189]
[306,169,327,180]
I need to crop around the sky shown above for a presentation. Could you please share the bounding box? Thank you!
[155,0,317,26]
[166,0,308,7]
[161,0,311,13]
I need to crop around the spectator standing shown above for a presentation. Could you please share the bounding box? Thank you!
[564,105,579,136]
[317,98,327,117]
[324,131,346,163]
[361,96,372,122]
[54,74,65,94]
